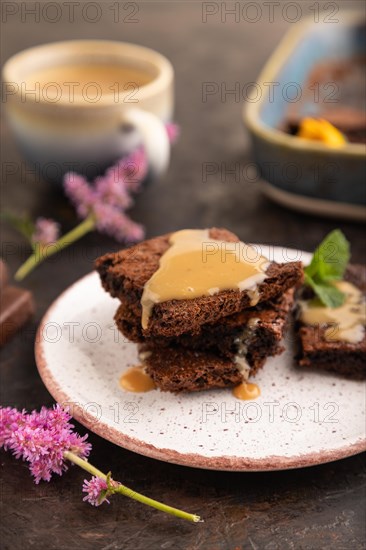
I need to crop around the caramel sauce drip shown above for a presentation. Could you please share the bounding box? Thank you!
[233,382,261,400]
[119,366,156,393]
[141,229,269,329]
[299,281,365,344]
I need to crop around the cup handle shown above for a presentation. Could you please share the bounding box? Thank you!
[120,108,170,175]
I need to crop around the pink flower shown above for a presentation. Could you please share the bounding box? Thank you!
[64,164,145,244]
[82,476,111,506]
[93,203,144,243]
[1,405,201,520]
[63,173,95,219]
[32,218,60,245]
[120,147,149,193]
[165,122,180,143]
[0,405,91,484]
[96,148,149,203]
[0,407,26,450]
[64,123,178,244]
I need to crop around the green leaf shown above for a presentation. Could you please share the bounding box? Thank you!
[305,229,350,282]
[106,471,113,488]
[304,230,350,308]
[305,275,345,308]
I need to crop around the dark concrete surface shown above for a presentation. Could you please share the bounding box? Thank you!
[1,2,365,549]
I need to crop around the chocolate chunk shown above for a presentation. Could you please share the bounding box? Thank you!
[0,286,35,347]
[0,260,9,289]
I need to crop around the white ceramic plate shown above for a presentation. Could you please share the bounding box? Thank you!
[35,246,366,471]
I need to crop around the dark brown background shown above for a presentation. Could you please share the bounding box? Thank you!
[1,2,365,549]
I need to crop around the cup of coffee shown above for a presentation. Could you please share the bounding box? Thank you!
[2,40,174,182]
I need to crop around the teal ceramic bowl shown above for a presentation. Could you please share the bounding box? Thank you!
[244,12,366,221]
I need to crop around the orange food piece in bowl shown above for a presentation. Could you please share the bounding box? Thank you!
[297,117,346,147]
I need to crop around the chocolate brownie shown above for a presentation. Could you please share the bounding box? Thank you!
[96,228,303,338]
[115,288,294,349]
[296,265,366,379]
[139,347,243,393]
[136,289,295,392]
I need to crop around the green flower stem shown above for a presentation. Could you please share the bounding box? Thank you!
[14,215,96,281]
[64,451,202,523]
[64,451,107,480]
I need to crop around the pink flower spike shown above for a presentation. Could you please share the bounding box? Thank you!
[0,405,91,484]
[95,170,133,210]
[62,122,179,245]
[166,122,180,143]
[64,173,95,218]
[32,218,60,246]
[0,407,26,450]
[1,406,201,521]
[93,203,145,243]
[82,476,110,506]
[115,148,148,193]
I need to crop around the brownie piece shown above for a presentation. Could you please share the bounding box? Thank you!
[137,289,295,392]
[296,265,366,379]
[116,288,294,349]
[96,228,303,338]
[140,347,243,393]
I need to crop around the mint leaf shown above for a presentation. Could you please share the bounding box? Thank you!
[305,229,350,282]
[304,230,350,308]
[305,274,346,308]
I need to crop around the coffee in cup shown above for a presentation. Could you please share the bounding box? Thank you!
[2,40,174,182]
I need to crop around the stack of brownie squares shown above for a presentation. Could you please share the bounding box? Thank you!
[96,228,304,392]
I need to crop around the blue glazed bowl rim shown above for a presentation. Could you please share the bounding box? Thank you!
[243,11,366,158]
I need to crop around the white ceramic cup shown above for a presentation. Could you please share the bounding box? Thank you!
[2,40,174,182]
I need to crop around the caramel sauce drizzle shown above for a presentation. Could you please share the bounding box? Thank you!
[119,366,156,393]
[141,229,269,329]
[233,382,261,400]
[299,281,365,343]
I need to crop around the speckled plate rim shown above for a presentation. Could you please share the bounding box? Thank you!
[35,264,366,472]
